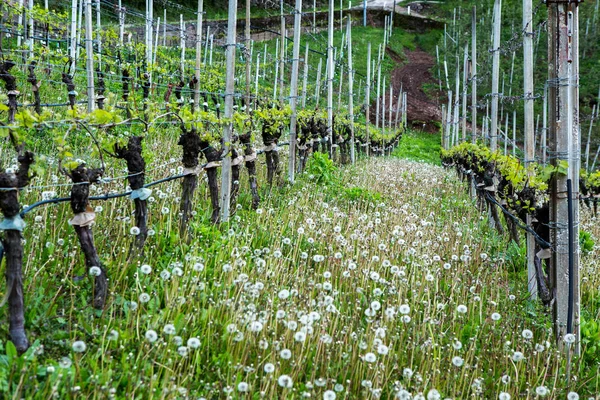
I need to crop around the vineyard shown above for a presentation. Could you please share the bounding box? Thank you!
[0,0,599,398]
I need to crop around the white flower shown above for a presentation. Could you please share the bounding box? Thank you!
[563,333,576,344]
[452,356,464,367]
[89,266,102,276]
[177,346,188,357]
[238,382,249,392]
[535,386,549,397]
[193,263,205,272]
[399,304,410,315]
[130,226,140,235]
[512,351,525,362]
[187,337,201,348]
[294,331,307,342]
[264,363,275,373]
[280,349,292,359]
[140,264,152,274]
[72,340,86,353]
[163,324,176,335]
[323,390,336,400]
[161,207,169,214]
[403,368,413,379]
[277,374,293,388]
[491,312,501,321]
[522,329,533,340]
[249,321,263,333]
[160,270,171,280]
[456,305,468,314]
[278,289,290,300]
[498,393,511,400]
[59,357,72,368]
[396,389,412,400]
[145,330,158,343]
[377,344,389,355]
[427,389,441,400]
[567,392,579,400]
[139,293,151,303]
[370,300,381,311]
[364,352,377,363]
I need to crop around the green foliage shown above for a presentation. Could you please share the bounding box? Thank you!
[581,318,600,365]
[306,152,338,185]
[580,230,595,255]
[342,187,381,203]
[392,130,441,165]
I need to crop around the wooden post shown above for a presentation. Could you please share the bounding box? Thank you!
[375,61,381,129]
[462,44,468,141]
[315,58,322,106]
[347,18,355,163]
[365,42,371,157]
[180,14,185,79]
[542,83,548,165]
[327,0,334,157]
[85,0,95,112]
[288,0,303,184]
[69,0,77,71]
[445,91,453,150]
[195,0,204,108]
[524,0,537,300]
[490,0,502,152]
[279,0,286,105]
[585,105,596,172]
[471,6,477,143]
[302,45,310,108]
[220,0,238,223]
[547,0,581,354]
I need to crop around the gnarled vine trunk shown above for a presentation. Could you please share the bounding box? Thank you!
[115,136,148,253]
[178,126,202,236]
[200,139,221,224]
[68,164,108,309]
[240,132,260,209]
[0,152,34,353]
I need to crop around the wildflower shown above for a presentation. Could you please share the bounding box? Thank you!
[140,264,152,274]
[139,293,151,303]
[128,301,138,311]
[294,331,307,342]
[443,263,451,270]
[427,389,441,400]
[396,389,412,400]
[278,289,291,300]
[280,349,292,359]
[59,357,72,368]
[72,341,87,353]
[403,368,414,379]
[370,300,382,311]
[377,344,389,355]
[498,393,511,400]
[278,374,293,388]
[334,383,344,392]
[161,207,169,214]
[249,321,264,333]
[456,305,468,314]
[522,329,533,340]
[172,267,184,276]
[535,386,549,397]
[163,324,176,335]
[453,341,463,350]
[564,333,576,344]
[567,392,579,400]
[145,330,158,343]
[108,330,119,341]
[511,351,525,362]
[264,363,275,373]
[452,356,464,367]
[491,312,501,321]
[130,226,140,235]
[160,270,171,280]
[89,266,102,277]
[399,304,410,314]
[177,346,188,357]
[187,337,201,348]
[238,382,249,392]
[193,263,204,272]
[323,390,336,400]
[364,352,377,363]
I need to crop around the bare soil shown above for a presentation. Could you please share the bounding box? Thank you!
[371,47,442,133]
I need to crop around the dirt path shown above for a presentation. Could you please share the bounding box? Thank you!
[389,48,442,132]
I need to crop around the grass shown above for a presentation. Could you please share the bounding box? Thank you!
[392,129,441,165]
